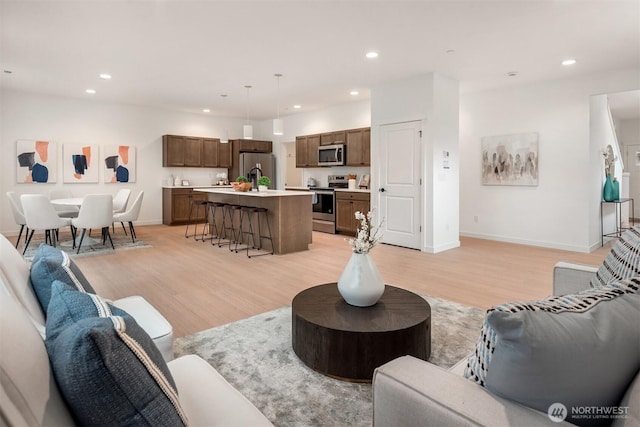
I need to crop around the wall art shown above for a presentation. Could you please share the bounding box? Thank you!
[103,145,136,183]
[481,133,539,186]
[63,143,99,183]
[16,140,57,183]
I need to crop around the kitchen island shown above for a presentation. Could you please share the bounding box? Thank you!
[194,188,313,254]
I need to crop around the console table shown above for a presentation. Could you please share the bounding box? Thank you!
[291,283,431,382]
[601,198,635,246]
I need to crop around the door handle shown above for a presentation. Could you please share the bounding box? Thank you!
[379,188,386,192]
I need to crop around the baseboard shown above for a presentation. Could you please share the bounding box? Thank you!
[459,231,593,253]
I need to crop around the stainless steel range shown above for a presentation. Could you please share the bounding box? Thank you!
[309,175,349,234]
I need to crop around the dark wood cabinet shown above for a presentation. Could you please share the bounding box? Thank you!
[295,135,320,168]
[162,187,208,225]
[336,191,371,235]
[235,139,272,153]
[163,134,229,168]
[320,131,346,146]
[296,127,369,168]
[346,128,371,166]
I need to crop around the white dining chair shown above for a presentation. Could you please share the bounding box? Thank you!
[6,192,28,249]
[113,191,144,243]
[20,194,74,255]
[112,188,131,233]
[71,194,114,254]
[49,189,79,218]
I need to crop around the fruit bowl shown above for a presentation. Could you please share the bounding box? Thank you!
[231,181,252,192]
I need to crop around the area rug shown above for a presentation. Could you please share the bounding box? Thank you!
[22,233,151,261]
[174,294,486,426]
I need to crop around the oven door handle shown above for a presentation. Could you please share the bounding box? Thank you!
[312,190,334,196]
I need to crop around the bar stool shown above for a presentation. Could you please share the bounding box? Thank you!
[219,204,243,250]
[237,206,274,258]
[184,199,209,240]
[199,201,225,242]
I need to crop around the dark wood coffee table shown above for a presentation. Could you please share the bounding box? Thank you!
[292,283,431,382]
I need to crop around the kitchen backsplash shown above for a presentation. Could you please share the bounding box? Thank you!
[302,166,371,188]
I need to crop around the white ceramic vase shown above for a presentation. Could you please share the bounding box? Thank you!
[337,252,385,307]
[258,185,268,192]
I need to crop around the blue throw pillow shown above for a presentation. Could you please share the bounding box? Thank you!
[45,281,128,342]
[30,244,95,312]
[45,291,187,426]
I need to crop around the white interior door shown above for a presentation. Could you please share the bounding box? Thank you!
[625,144,640,219]
[378,121,422,249]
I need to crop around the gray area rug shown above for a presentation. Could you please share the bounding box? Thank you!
[175,294,486,427]
[22,233,151,261]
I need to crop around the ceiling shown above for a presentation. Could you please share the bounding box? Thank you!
[1,1,639,121]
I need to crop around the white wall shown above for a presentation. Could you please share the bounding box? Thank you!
[460,69,639,252]
[371,73,460,253]
[0,89,245,235]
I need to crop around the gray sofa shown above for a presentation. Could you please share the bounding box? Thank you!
[0,233,272,426]
[373,232,640,426]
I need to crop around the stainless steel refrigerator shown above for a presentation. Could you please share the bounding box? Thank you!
[238,152,276,189]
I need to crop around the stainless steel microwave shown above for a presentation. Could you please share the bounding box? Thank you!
[318,144,345,166]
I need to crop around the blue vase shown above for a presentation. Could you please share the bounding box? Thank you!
[612,178,620,201]
[603,174,615,202]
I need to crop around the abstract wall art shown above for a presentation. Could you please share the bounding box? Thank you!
[63,144,99,183]
[16,140,57,183]
[103,145,136,183]
[481,133,539,186]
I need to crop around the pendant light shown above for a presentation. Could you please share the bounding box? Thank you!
[273,73,283,136]
[220,94,229,144]
[243,85,253,140]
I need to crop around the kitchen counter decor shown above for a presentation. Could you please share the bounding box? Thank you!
[337,210,385,307]
[232,176,252,192]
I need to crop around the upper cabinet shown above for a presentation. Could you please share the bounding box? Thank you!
[234,139,272,153]
[163,135,231,168]
[296,127,370,168]
[345,127,371,166]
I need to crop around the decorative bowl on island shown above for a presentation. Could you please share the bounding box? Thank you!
[231,182,252,192]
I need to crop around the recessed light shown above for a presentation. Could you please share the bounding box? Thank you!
[203,109,210,113]
[350,91,359,96]
[293,104,302,109]
[99,73,112,80]
[562,59,577,66]
[85,89,96,94]
[365,51,378,59]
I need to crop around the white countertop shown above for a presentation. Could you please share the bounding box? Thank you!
[194,188,313,197]
[284,186,370,193]
[163,185,232,189]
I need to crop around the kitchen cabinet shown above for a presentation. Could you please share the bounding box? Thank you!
[202,138,232,168]
[346,128,371,166]
[163,134,229,168]
[234,139,272,153]
[162,187,208,225]
[295,135,320,168]
[296,127,370,168]
[320,131,346,146]
[336,191,371,235]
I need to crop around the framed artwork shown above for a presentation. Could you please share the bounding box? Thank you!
[481,133,539,186]
[63,143,99,183]
[103,145,136,183]
[16,140,57,183]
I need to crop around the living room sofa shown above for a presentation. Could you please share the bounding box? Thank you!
[0,233,273,426]
[373,227,640,427]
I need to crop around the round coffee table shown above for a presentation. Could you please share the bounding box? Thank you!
[292,283,431,382]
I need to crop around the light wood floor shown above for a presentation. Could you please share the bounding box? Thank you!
[36,225,610,338]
